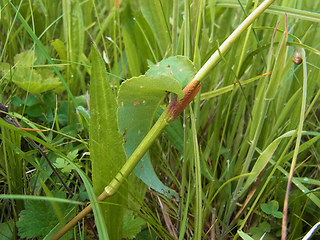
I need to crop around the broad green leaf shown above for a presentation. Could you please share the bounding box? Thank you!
[54,150,78,173]
[14,50,37,67]
[7,50,62,94]
[250,222,271,239]
[122,211,146,239]
[0,62,10,76]
[90,47,127,239]
[117,56,195,199]
[0,219,14,240]
[155,108,184,154]
[8,50,61,94]
[139,0,171,55]
[8,2,78,107]
[272,211,283,219]
[118,75,183,200]
[146,56,197,90]
[12,68,61,94]
[16,193,74,239]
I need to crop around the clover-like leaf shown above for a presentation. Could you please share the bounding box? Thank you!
[261,200,282,219]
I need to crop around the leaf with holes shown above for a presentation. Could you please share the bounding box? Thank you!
[146,56,197,90]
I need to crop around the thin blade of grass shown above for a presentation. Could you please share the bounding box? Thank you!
[8,0,77,109]
[0,118,109,240]
[190,107,202,239]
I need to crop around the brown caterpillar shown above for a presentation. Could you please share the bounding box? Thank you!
[168,80,201,121]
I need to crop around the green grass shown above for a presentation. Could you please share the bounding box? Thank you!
[1,0,320,239]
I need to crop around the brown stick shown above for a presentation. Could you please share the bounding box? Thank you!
[51,191,108,240]
[52,81,202,239]
[168,80,201,121]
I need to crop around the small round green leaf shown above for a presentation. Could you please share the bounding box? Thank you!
[146,56,196,89]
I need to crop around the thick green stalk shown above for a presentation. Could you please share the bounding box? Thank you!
[104,111,171,196]
[193,0,275,83]
[53,111,171,239]
[53,1,275,238]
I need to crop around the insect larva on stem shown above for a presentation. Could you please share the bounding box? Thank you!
[168,80,201,121]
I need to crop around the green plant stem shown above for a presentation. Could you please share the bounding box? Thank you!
[281,47,307,240]
[193,0,205,66]
[172,0,179,55]
[193,0,275,83]
[53,110,171,239]
[53,1,275,238]
[104,111,171,196]
[190,107,202,240]
[51,191,108,240]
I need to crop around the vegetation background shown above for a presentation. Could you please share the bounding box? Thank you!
[0,0,320,239]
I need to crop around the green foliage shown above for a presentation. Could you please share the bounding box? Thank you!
[1,0,320,239]
[146,56,197,89]
[11,92,68,125]
[0,50,61,94]
[138,0,171,55]
[89,47,127,239]
[265,25,288,100]
[16,193,74,239]
[238,230,255,240]
[50,39,68,62]
[0,219,14,240]
[54,149,78,173]
[118,75,180,199]
[122,211,146,239]
[249,222,271,239]
[118,56,195,199]
[261,200,283,219]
